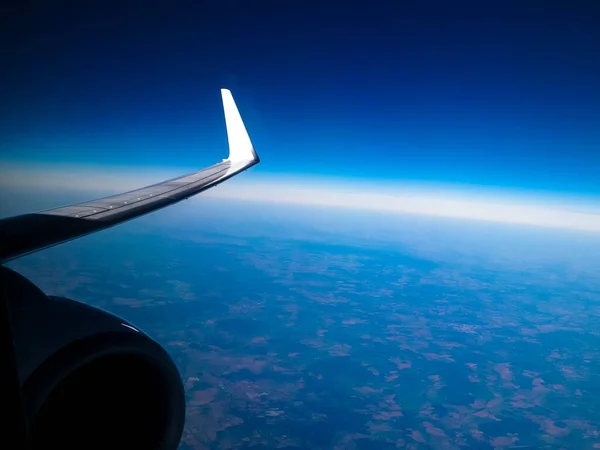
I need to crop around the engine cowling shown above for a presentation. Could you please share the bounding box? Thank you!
[2,266,186,449]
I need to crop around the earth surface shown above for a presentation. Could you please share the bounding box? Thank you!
[7,196,600,449]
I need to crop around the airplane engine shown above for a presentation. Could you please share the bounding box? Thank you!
[2,265,186,450]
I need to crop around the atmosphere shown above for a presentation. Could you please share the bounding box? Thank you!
[3,162,600,233]
[2,1,600,198]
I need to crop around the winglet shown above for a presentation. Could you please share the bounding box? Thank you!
[221,89,259,163]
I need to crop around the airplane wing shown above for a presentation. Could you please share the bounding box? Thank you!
[0,89,260,264]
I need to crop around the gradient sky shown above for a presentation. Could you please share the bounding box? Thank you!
[1,1,600,226]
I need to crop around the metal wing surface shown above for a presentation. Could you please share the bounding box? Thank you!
[0,89,260,263]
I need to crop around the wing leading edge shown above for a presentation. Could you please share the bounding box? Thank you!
[0,89,260,264]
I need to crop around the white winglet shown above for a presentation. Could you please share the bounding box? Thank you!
[221,89,258,163]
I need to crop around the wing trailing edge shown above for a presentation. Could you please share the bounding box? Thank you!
[0,89,260,264]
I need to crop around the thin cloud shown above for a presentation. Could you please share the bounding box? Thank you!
[2,162,600,233]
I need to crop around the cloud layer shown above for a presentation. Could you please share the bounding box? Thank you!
[2,162,600,233]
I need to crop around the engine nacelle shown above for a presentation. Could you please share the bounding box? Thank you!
[2,266,186,449]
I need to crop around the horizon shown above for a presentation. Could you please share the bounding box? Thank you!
[2,160,600,235]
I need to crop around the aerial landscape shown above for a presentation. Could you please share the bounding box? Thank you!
[4,197,600,448]
[2,1,600,449]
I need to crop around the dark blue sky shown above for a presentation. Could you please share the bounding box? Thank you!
[2,0,599,196]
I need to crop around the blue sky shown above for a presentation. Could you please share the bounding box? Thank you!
[1,1,600,228]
